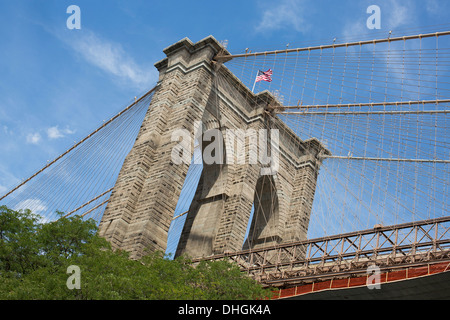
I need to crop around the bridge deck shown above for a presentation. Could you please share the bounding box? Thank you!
[194,216,450,290]
[274,261,450,300]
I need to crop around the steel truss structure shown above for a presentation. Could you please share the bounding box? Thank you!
[193,216,450,287]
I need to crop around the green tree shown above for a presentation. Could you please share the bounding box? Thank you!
[0,206,42,275]
[0,206,272,300]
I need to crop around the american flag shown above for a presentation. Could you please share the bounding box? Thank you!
[255,69,273,83]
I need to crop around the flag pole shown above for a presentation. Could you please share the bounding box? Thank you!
[252,70,258,93]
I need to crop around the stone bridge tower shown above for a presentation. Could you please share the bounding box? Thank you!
[98,36,330,259]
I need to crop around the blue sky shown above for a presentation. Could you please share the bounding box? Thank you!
[0,0,449,201]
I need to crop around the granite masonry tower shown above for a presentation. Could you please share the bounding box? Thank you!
[98,36,330,259]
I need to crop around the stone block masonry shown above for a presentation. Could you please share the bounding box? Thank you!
[99,36,330,260]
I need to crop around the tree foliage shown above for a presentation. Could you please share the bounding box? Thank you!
[0,206,272,300]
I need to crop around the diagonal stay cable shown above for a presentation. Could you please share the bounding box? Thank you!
[0,85,158,202]
[62,188,113,218]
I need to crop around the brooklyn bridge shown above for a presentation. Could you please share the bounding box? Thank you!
[1,30,449,299]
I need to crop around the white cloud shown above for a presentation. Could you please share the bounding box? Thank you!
[385,0,409,30]
[255,0,309,33]
[0,165,20,196]
[63,30,157,90]
[47,126,75,140]
[426,0,440,15]
[14,198,48,214]
[26,132,41,144]
[341,0,413,42]
[342,21,367,42]
[3,125,11,135]
[47,126,63,139]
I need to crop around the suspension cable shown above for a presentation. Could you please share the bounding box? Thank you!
[214,31,450,62]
